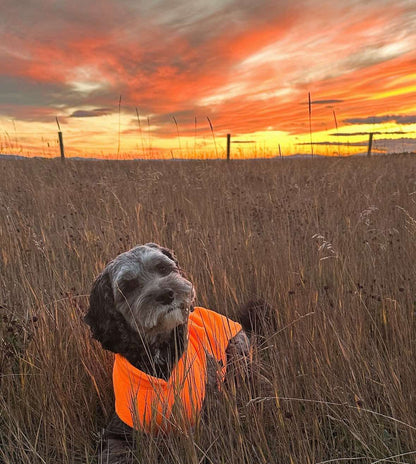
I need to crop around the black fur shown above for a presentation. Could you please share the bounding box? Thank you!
[237,299,276,336]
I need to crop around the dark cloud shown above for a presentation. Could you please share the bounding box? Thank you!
[0,76,63,107]
[70,108,113,118]
[0,0,122,41]
[0,76,75,122]
[331,131,409,136]
[296,141,368,146]
[313,99,344,104]
[301,99,344,105]
[344,115,416,125]
[0,74,117,122]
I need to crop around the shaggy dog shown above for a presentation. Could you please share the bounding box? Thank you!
[85,243,251,463]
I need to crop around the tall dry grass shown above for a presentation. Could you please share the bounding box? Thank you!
[0,155,415,463]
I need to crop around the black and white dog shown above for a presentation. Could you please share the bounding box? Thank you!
[85,243,255,463]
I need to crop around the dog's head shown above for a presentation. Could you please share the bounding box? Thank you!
[84,243,195,351]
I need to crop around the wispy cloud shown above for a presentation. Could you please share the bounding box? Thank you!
[331,131,410,136]
[297,141,368,147]
[311,100,344,105]
[344,115,416,125]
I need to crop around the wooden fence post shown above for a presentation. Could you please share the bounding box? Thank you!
[56,117,65,162]
[367,133,373,157]
[226,133,231,161]
[58,131,65,161]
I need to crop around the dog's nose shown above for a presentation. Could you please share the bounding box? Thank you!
[156,290,174,305]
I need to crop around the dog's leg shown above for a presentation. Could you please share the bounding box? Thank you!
[225,330,251,385]
[226,330,250,358]
[98,414,134,464]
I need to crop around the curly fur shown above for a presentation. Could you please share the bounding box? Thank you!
[84,243,193,379]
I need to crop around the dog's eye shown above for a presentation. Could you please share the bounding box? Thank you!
[156,263,174,276]
[120,278,138,293]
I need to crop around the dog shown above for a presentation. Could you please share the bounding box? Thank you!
[84,243,252,463]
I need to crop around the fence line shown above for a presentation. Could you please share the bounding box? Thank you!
[226,133,256,160]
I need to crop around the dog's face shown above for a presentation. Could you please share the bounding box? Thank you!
[86,243,195,344]
[111,244,194,335]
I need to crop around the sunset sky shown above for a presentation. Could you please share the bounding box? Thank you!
[1,0,416,158]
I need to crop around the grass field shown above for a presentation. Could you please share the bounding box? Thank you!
[1,155,416,463]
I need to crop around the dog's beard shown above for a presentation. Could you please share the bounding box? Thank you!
[114,271,195,341]
[118,293,193,340]
[157,301,190,333]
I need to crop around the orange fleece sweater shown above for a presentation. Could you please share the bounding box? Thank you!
[112,306,242,433]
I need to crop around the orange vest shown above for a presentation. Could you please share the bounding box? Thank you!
[113,307,242,433]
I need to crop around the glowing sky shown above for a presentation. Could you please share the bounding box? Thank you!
[1,0,416,158]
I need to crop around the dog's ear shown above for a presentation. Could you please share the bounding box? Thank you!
[146,243,179,266]
[159,247,179,266]
[84,270,121,352]
[160,246,189,279]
